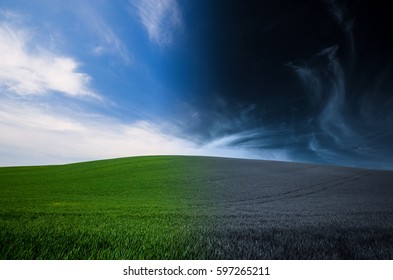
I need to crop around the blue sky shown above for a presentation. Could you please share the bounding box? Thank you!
[0,0,258,166]
[1,0,392,169]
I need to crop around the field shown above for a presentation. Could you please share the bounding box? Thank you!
[1,156,393,259]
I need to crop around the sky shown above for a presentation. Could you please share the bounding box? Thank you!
[0,0,392,169]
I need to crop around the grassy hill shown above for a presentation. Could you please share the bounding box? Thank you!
[1,156,393,259]
[0,156,212,259]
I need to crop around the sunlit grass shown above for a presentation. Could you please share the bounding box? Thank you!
[0,156,208,259]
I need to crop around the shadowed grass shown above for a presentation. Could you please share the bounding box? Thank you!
[189,225,393,259]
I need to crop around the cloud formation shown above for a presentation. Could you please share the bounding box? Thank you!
[134,0,183,46]
[325,0,355,64]
[89,20,131,64]
[73,2,132,64]
[0,96,258,166]
[290,46,354,153]
[288,42,393,169]
[0,16,98,99]
[0,98,194,166]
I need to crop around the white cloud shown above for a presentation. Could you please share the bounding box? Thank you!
[203,131,291,162]
[135,0,183,46]
[0,98,197,166]
[0,18,98,98]
[0,97,266,166]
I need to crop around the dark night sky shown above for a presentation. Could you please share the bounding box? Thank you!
[171,0,393,169]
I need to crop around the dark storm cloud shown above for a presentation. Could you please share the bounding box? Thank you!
[175,0,393,169]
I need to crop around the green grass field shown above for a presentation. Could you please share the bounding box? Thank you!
[0,156,213,259]
[1,156,393,259]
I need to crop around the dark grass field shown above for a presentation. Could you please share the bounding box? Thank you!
[189,157,393,259]
[1,156,393,259]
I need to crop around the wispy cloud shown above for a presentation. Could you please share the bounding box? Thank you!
[0,95,261,166]
[172,99,293,162]
[90,21,131,64]
[134,0,183,46]
[73,2,132,64]
[288,45,368,165]
[0,15,98,99]
[325,0,355,64]
[0,97,197,166]
[202,130,291,162]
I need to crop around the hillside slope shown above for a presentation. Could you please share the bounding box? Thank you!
[1,156,393,259]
